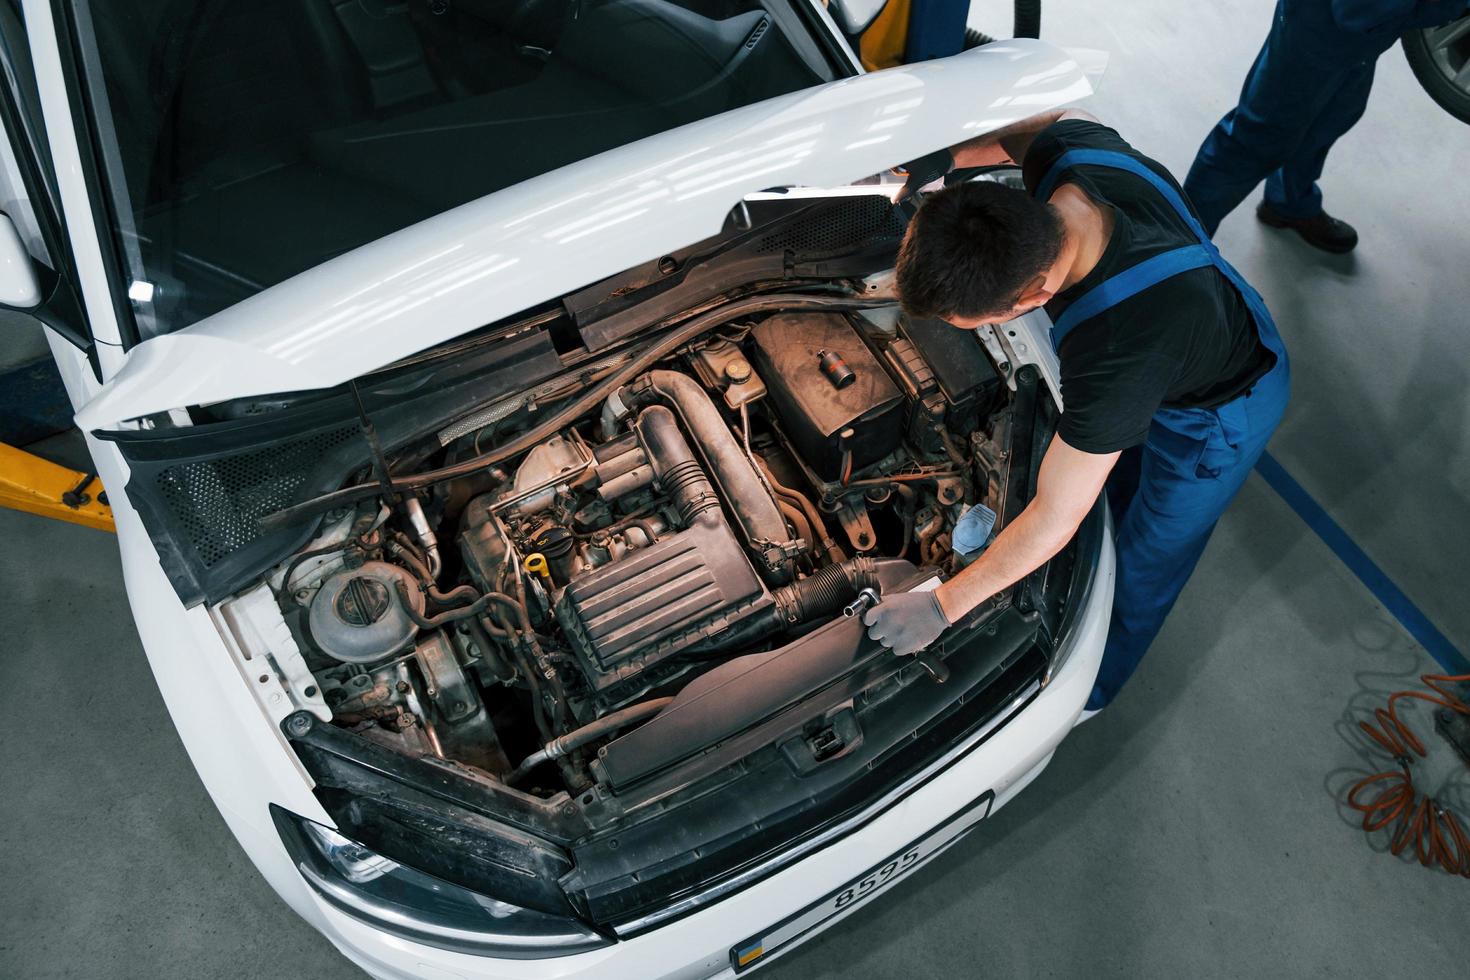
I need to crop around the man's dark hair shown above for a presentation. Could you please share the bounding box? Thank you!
[896,181,1064,321]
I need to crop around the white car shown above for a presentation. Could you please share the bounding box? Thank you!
[3,2,1112,977]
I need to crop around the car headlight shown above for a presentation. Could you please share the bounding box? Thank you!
[272,806,610,958]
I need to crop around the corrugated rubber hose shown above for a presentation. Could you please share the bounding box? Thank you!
[1013,0,1040,39]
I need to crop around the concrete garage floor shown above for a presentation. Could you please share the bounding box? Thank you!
[3,1,1469,976]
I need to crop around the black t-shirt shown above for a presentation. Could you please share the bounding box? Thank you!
[1020,120,1276,454]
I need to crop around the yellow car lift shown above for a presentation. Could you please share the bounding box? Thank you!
[0,442,115,532]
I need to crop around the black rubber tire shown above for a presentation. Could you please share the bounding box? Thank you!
[1402,20,1470,125]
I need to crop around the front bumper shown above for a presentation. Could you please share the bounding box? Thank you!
[299,530,1114,980]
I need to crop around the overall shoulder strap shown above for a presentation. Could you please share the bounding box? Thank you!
[1034,148,1210,245]
[1034,147,1223,351]
[1033,145,1284,360]
[1050,245,1214,349]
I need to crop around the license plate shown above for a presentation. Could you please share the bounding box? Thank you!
[730,789,995,973]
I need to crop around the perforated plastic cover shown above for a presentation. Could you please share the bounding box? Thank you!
[100,321,565,607]
[153,426,360,568]
[755,195,903,257]
[105,419,375,605]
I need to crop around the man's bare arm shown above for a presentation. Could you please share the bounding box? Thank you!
[935,435,1116,622]
[949,108,1099,170]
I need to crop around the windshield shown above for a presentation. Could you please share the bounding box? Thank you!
[64,0,839,340]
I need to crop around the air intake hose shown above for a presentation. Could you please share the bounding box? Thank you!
[771,557,879,625]
[678,557,882,659]
[632,406,720,526]
[622,370,795,584]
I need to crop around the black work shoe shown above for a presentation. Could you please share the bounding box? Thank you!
[1256,201,1358,253]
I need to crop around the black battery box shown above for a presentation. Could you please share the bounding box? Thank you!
[750,313,904,479]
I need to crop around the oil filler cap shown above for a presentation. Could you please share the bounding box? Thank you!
[336,576,391,626]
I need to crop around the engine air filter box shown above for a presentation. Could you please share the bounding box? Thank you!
[750,313,904,479]
[556,518,767,701]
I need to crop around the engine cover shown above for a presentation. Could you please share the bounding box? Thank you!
[750,312,904,478]
[555,515,769,702]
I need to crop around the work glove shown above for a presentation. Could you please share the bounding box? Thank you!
[863,589,952,657]
[896,147,954,202]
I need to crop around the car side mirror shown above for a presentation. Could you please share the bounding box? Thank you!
[0,211,42,308]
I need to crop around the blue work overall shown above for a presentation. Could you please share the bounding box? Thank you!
[1034,150,1292,710]
[1183,0,1465,236]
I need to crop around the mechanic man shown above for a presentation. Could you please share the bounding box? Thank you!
[1184,0,1469,250]
[863,110,1291,715]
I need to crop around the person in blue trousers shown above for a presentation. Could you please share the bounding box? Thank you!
[860,111,1290,716]
[1184,0,1469,251]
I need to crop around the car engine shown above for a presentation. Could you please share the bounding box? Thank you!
[268,305,1012,791]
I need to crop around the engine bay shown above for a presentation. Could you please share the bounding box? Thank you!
[262,302,1020,796]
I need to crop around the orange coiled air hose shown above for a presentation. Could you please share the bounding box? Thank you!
[1346,672,1470,877]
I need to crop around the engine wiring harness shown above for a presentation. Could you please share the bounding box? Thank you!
[1346,672,1470,876]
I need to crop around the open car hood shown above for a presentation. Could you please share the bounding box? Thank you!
[77,39,1095,430]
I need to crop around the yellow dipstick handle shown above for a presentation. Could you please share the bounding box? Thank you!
[524,553,551,583]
